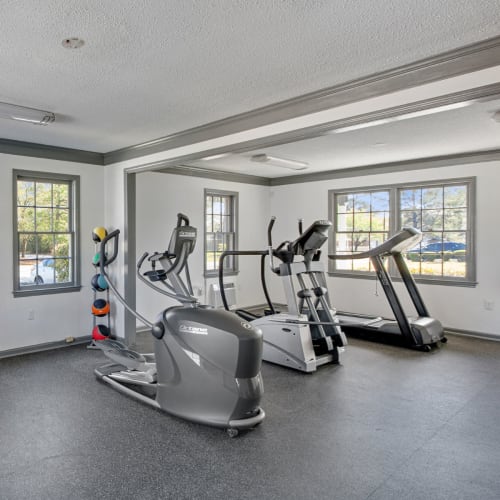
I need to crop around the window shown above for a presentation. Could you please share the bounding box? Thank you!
[330,178,475,285]
[204,189,238,276]
[334,189,390,272]
[13,170,80,296]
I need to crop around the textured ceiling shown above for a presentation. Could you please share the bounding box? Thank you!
[185,97,500,177]
[1,0,500,153]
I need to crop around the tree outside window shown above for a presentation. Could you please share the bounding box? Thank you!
[335,190,390,272]
[14,170,80,295]
[204,190,238,275]
[330,178,474,284]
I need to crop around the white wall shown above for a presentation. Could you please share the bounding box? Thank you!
[135,172,270,323]
[0,153,105,352]
[4,152,498,354]
[270,161,500,337]
[102,71,500,343]
[4,68,500,352]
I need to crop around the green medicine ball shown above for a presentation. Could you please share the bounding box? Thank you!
[92,252,108,267]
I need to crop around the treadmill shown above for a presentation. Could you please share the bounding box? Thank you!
[329,227,447,351]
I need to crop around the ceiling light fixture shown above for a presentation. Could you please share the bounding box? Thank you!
[0,101,55,125]
[250,154,309,171]
[200,153,230,161]
[332,101,472,134]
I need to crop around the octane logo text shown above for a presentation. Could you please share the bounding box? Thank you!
[179,324,208,335]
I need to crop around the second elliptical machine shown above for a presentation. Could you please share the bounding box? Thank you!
[219,217,347,373]
[93,214,265,437]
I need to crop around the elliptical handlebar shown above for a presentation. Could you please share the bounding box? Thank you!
[267,216,276,247]
[267,216,279,272]
[98,229,153,328]
[100,229,120,268]
[176,213,190,227]
[137,249,197,304]
[218,249,271,312]
[137,251,149,270]
[298,219,303,235]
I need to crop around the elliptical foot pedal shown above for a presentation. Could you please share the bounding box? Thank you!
[313,336,335,355]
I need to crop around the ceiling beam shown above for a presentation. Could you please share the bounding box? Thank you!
[105,35,500,165]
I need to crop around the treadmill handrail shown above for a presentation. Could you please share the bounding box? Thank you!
[329,227,422,260]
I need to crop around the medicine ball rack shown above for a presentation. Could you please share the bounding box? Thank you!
[88,227,113,349]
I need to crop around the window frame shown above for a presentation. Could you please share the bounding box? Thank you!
[328,177,476,287]
[330,187,392,273]
[203,189,239,277]
[13,169,81,297]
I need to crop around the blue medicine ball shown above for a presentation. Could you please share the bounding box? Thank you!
[91,273,108,291]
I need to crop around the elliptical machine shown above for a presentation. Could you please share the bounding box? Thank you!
[94,214,265,437]
[219,217,347,373]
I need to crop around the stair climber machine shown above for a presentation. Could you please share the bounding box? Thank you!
[328,227,447,351]
[218,217,347,373]
[93,214,265,437]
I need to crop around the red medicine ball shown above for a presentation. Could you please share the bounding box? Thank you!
[92,324,110,341]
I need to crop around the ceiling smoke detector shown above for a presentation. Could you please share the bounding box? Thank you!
[62,37,85,49]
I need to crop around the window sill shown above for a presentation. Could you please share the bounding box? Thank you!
[204,270,239,279]
[328,272,477,288]
[13,285,82,298]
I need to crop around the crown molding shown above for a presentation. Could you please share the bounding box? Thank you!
[269,149,500,186]
[126,148,500,187]
[0,138,103,165]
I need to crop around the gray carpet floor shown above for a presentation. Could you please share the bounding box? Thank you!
[1,334,499,499]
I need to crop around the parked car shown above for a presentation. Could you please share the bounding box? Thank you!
[30,258,55,284]
[406,242,466,261]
